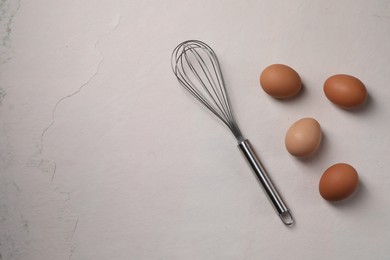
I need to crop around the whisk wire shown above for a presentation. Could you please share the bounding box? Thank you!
[185,45,232,124]
[172,40,243,140]
[178,52,229,127]
[197,42,236,125]
[174,44,232,131]
[201,45,235,124]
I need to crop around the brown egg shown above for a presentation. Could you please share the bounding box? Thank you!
[319,163,359,201]
[324,74,367,109]
[285,118,322,157]
[260,64,302,98]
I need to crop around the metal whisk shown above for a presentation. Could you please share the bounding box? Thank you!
[171,40,294,226]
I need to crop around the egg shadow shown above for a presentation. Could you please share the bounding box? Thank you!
[295,132,330,165]
[335,92,376,116]
[272,83,307,105]
[328,181,367,209]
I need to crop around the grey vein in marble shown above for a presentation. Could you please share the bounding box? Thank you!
[39,15,122,156]
[0,88,6,105]
[0,0,20,63]
[36,15,122,260]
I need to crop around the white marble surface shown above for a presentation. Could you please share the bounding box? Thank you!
[1,0,390,259]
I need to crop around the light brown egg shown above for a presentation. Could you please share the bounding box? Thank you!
[319,163,359,201]
[260,64,302,98]
[285,118,322,157]
[324,74,367,109]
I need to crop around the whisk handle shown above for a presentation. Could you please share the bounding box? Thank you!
[238,139,294,226]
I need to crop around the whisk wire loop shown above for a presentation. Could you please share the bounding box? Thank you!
[171,40,243,140]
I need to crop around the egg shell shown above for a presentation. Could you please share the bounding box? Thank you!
[260,64,302,98]
[285,118,322,157]
[319,163,359,201]
[324,74,367,109]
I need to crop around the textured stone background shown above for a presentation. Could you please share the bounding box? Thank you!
[1,0,389,259]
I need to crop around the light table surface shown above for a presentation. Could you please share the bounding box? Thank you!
[1,1,389,259]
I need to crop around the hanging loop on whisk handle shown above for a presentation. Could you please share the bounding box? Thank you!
[238,139,294,226]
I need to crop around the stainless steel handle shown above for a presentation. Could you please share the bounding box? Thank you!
[238,139,294,226]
